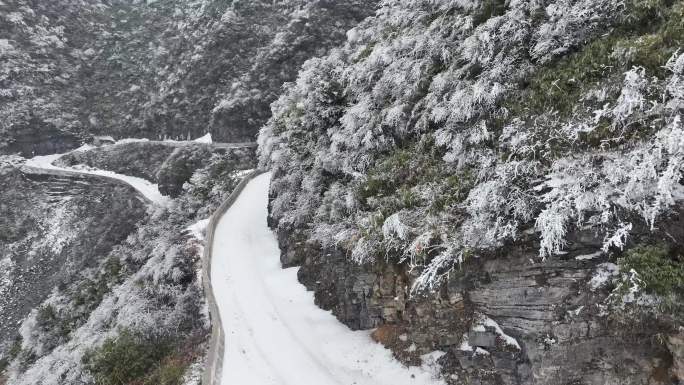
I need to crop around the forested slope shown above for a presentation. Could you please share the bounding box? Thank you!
[0,147,255,385]
[0,0,376,155]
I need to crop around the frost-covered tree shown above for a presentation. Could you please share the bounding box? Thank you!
[259,0,684,291]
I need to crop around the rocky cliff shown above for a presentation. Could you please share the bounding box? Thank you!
[280,214,683,384]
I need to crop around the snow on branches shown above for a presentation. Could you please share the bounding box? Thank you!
[259,0,684,292]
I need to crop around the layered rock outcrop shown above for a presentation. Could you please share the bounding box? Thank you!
[277,215,683,384]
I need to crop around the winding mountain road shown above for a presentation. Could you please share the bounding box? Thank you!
[209,173,444,385]
[19,145,444,385]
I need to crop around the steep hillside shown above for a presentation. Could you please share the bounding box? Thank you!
[0,145,256,385]
[137,0,377,142]
[0,0,377,155]
[0,160,148,357]
[259,0,684,383]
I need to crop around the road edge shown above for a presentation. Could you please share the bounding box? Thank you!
[201,169,265,385]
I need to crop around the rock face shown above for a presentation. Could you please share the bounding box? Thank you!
[0,167,147,351]
[2,120,82,157]
[279,221,682,385]
[668,331,684,381]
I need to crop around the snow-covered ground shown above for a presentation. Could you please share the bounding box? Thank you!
[23,146,169,205]
[211,173,445,385]
[186,218,210,241]
[193,133,213,144]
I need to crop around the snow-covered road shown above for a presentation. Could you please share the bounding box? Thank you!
[23,147,169,205]
[211,173,445,385]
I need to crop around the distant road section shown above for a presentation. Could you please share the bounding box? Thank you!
[19,139,257,205]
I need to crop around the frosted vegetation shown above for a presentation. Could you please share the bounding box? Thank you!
[259,0,684,291]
